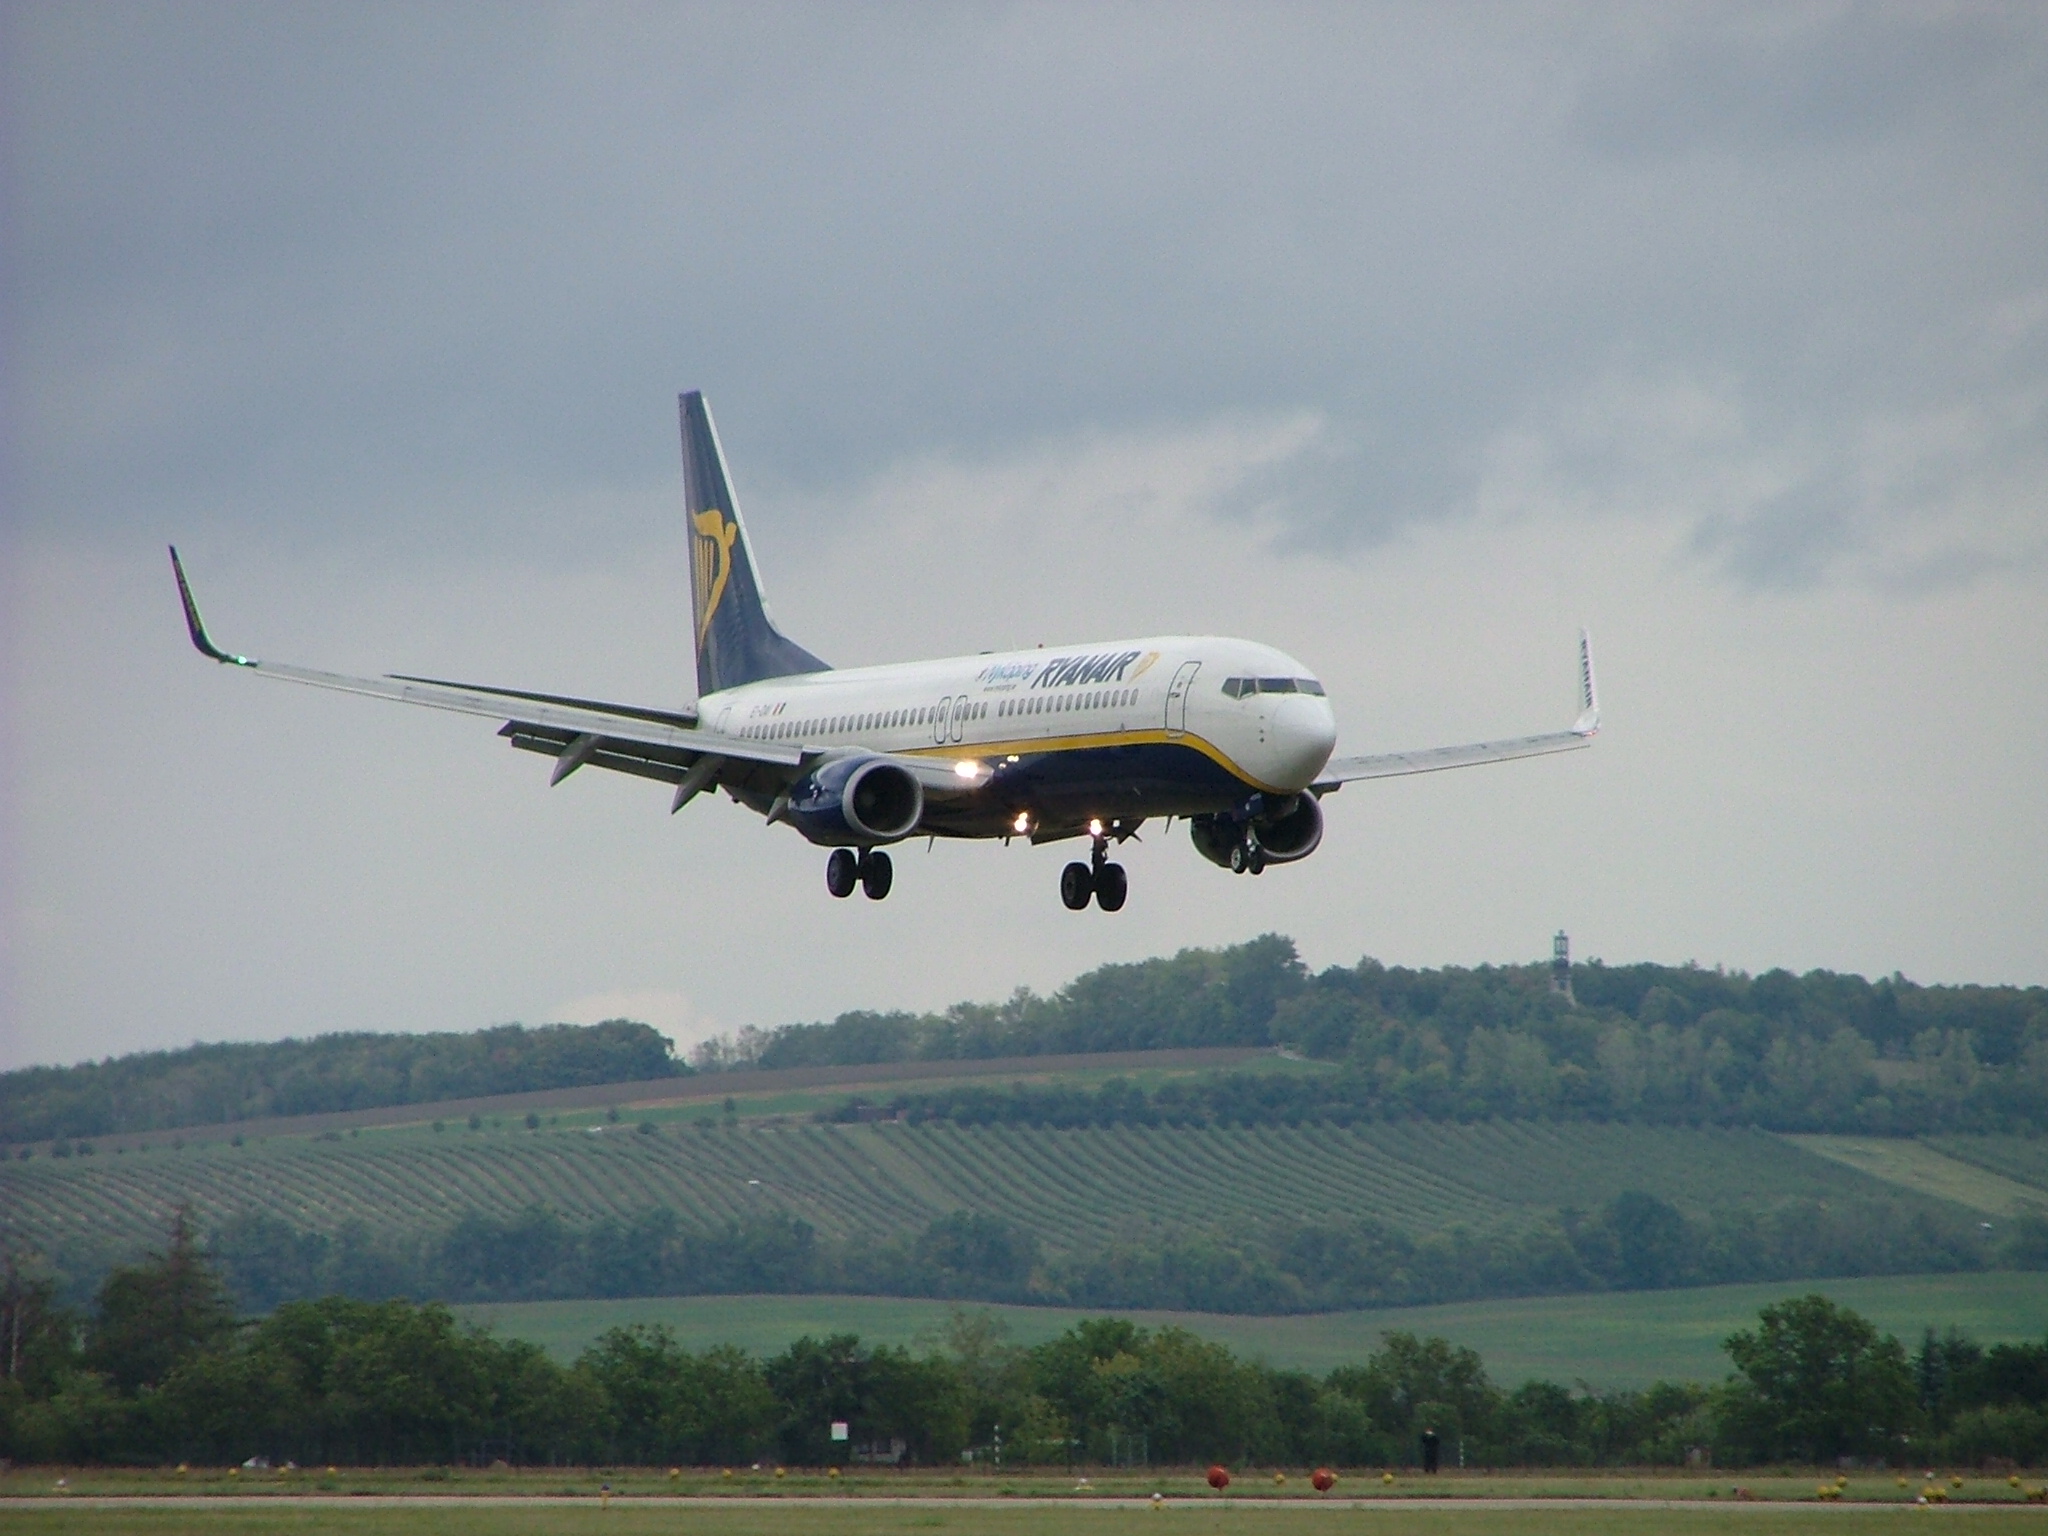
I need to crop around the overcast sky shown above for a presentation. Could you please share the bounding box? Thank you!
[4,3,2045,1072]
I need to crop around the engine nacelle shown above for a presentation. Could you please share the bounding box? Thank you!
[1254,791,1324,863]
[1189,813,1239,869]
[1189,793,1325,869]
[785,754,925,846]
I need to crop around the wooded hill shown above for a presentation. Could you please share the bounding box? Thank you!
[11,936,2044,1145]
[741,935,2048,1136]
[0,1021,683,1145]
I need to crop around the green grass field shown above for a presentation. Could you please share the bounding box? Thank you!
[459,1270,2048,1386]
[0,1115,1940,1264]
[5,1504,2043,1536]
[1786,1137,2048,1216]
[4,1462,2047,1531]
[1923,1136,2048,1196]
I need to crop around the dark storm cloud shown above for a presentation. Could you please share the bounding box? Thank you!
[11,3,2043,587]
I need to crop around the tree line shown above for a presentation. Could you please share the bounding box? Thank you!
[1,1021,683,1145]
[791,937,2048,1134]
[10,937,2045,1146]
[189,1188,2030,1322]
[3,1222,2044,1469]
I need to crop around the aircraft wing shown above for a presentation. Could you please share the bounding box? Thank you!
[1315,630,1600,790]
[171,547,805,809]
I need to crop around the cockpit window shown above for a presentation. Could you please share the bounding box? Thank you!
[1224,675,1326,698]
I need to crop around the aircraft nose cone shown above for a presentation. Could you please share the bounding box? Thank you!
[1270,695,1336,786]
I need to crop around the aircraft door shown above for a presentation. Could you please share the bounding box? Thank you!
[1164,661,1201,737]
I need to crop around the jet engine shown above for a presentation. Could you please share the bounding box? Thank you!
[1253,792,1324,863]
[1190,793,1324,871]
[785,754,925,846]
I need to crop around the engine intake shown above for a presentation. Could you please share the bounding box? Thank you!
[1254,792,1324,863]
[785,754,925,846]
[1189,793,1324,869]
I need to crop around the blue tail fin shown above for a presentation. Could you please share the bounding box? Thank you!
[679,391,830,697]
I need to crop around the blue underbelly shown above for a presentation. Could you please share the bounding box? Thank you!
[922,739,1257,837]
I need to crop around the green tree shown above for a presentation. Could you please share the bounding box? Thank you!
[0,1253,78,1395]
[1328,1332,1499,1459]
[1718,1294,1915,1463]
[673,1343,780,1464]
[1603,1191,1695,1290]
[581,1324,695,1463]
[84,1210,235,1393]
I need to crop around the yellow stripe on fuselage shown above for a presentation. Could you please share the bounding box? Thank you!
[900,728,1290,796]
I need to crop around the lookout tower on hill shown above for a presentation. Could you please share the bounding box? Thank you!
[1551,931,1575,1004]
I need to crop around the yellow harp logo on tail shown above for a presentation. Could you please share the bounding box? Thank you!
[692,508,739,644]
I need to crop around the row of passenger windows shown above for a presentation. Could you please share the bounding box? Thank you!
[998,687,1136,718]
[735,687,1140,742]
[1221,676,1326,698]
[739,699,991,742]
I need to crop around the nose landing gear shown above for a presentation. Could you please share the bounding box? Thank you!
[1061,827,1129,912]
[826,847,894,900]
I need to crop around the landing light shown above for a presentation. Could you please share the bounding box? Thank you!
[954,759,983,779]
[1013,812,1031,834]
[1088,818,1104,836]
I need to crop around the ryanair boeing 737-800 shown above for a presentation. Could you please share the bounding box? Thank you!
[172,391,1598,911]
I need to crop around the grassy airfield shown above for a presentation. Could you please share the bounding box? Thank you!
[6,1508,2042,1536]
[5,1466,2047,1536]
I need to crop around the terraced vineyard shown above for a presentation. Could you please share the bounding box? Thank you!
[0,1118,1931,1262]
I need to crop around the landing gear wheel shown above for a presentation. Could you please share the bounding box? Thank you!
[1094,862,1128,912]
[1248,850,1267,875]
[1059,861,1094,911]
[860,849,894,900]
[825,848,858,898]
[1228,841,1249,874]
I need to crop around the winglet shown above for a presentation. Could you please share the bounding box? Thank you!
[168,546,254,665]
[1573,628,1600,736]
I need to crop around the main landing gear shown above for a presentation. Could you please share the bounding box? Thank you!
[825,847,893,900]
[1061,830,1128,913]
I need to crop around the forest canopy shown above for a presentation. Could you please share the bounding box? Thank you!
[0,1020,682,1144]
[7,936,2045,1143]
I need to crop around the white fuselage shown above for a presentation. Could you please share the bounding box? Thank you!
[702,635,1336,839]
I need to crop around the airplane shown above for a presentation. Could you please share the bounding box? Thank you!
[172,390,1599,911]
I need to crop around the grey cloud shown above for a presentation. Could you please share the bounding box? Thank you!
[11,3,2040,591]
[1571,5,2032,156]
